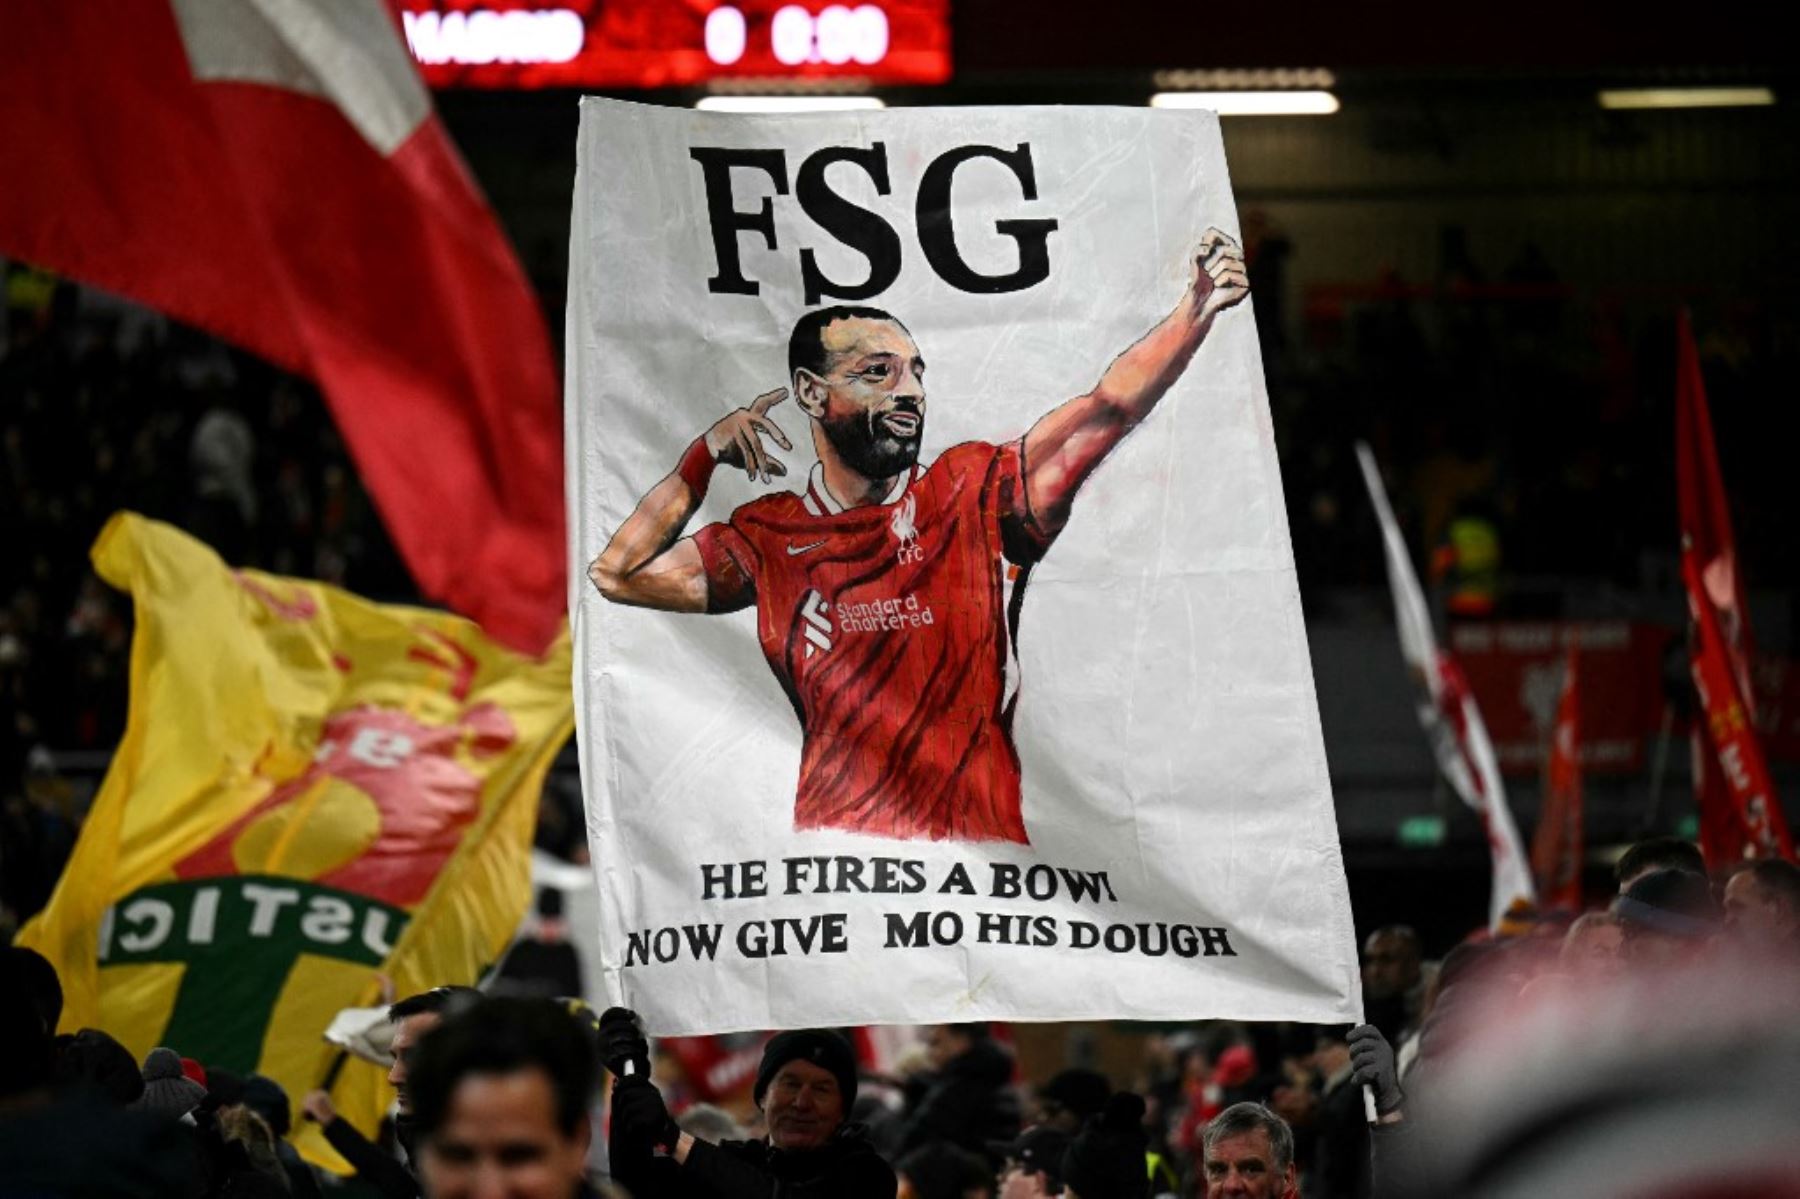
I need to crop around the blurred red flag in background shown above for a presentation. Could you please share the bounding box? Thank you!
[1530,641,1583,911]
[0,0,564,654]
[1675,311,1791,864]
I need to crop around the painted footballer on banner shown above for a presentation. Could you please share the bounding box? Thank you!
[590,226,1249,844]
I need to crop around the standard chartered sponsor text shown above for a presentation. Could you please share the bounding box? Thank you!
[837,592,935,632]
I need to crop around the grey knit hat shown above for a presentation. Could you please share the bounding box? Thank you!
[132,1046,206,1120]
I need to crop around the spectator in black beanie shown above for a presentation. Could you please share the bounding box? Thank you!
[1062,1093,1149,1199]
[602,1008,896,1197]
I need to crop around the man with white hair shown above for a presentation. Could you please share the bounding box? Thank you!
[1202,1103,1297,1199]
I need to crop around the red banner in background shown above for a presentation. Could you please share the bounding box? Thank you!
[1451,621,1800,776]
[395,0,952,90]
[660,1033,770,1108]
[1450,622,1664,776]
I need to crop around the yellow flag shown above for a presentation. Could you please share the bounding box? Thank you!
[18,513,573,1167]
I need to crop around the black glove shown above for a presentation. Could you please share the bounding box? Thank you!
[1347,1024,1403,1115]
[598,1006,651,1080]
[611,1076,680,1152]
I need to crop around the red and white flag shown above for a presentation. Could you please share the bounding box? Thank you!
[0,1,563,654]
[1530,641,1583,911]
[1357,443,1535,929]
[1675,311,1791,864]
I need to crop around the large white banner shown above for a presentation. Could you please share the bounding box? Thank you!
[567,98,1358,1034]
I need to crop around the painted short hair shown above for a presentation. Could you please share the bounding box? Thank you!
[788,306,908,384]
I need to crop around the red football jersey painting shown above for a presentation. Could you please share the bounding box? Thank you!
[590,230,1250,846]
[694,441,1048,842]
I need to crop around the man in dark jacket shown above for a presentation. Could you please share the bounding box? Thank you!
[602,1008,896,1197]
[897,1023,1021,1158]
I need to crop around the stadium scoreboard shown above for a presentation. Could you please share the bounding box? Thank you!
[395,0,952,88]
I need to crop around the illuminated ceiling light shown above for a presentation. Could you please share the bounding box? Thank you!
[695,95,886,113]
[1152,68,1336,91]
[706,75,874,95]
[1598,87,1775,109]
[1150,90,1340,115]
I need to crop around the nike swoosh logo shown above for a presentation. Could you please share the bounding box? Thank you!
[786,540,829,556]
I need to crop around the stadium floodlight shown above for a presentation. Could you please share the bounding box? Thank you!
[695,95,886,113]
[1149,90,1340,115]
[1598,87,1775,110]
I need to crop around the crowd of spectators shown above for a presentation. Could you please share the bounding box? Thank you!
[7,835,1799,1197]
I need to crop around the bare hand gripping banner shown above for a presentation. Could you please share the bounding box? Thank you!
[567,98,1359,1033]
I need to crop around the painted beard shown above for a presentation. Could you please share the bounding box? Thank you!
[820,401,923,480]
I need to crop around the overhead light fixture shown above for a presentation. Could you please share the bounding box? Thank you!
[1598,87,1775,110]
[1150,90,1340,116]
[1154,68,1336,90]
[695,95,885,113]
